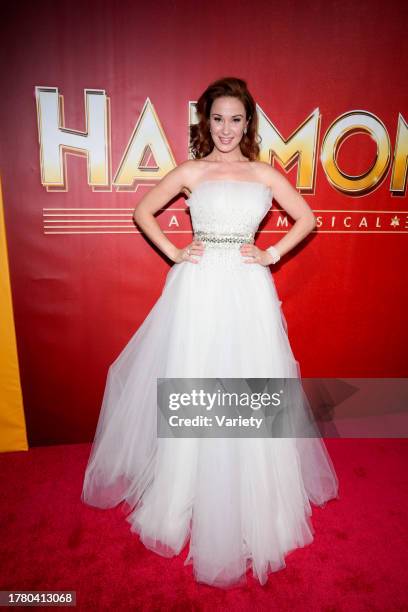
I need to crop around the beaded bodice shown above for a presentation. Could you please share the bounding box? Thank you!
[185,179,273,269]
[187,179,272,239]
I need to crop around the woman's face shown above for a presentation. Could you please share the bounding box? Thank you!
[209,96,248,153]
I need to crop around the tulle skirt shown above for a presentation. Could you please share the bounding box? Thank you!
[81,251,339,587]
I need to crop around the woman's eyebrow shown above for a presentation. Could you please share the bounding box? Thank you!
[211,113,244,117]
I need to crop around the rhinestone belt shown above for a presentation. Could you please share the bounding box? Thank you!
[194,230,255,249]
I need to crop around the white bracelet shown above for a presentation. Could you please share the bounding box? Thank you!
[266,245,281,264]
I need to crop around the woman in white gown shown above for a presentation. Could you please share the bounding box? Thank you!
[81,77,339,588]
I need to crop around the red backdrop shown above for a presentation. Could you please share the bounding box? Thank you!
[0,0,406,445]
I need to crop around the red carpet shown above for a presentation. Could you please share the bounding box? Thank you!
[0,439,406,610]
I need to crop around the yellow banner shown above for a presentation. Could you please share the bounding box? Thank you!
[0,175,28,452]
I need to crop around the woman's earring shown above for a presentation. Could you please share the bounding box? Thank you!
[244,127,247,135]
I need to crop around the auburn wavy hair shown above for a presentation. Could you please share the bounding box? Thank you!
[189,77,261,161]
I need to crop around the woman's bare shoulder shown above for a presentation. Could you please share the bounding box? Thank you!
[252,161,285,189]
[177,159,209,196]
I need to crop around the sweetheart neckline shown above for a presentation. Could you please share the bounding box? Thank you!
[187,179,273,199]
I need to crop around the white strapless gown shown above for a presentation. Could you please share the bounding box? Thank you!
[81,180,339,588]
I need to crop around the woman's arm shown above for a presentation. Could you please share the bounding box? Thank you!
[133,161,194,262]
[266,166,316,260]
[240,164,316,266]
